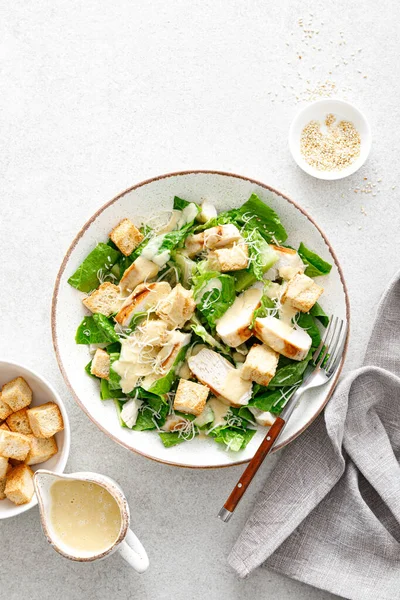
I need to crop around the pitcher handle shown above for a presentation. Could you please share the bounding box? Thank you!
[117,529,149,573]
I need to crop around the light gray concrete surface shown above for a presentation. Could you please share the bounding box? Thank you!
[1,1,399,599]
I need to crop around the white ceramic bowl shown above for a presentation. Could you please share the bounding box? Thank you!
[52,170,349,468]
[0,361,70,518]
[289,98,371,180]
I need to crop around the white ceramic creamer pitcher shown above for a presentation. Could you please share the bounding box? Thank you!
[34,470,149,573]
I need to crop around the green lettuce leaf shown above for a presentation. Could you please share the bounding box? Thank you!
[158,431,196,447]
[173,196,199,212]
[144,345,189,395]
[100,379,125,400]
[193,272,236,327]
[113,399,128,427]
[84,360,98,379]
[211,426,256,452]
[295,313,321,350]
[310,302,330,327]
[298,243,332,277]
[189,316,229,353]
[268,355,311,388]
[192,209,239,233]
[242,228,279,281]
[68,243,121,292]
[75,314,119,345]
[132,390,169,431]
[249,387,296,415]
[236,194,288,244]
[108,352,122,390]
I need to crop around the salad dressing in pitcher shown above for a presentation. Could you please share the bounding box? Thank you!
[50,479,122,553]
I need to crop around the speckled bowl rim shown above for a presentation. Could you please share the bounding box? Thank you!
[51,169,350,469]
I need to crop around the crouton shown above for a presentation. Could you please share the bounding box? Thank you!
[216,287,262,347]
[185,232,205,257]
[6,408,33,435]
[0,456,9,479]
[266,246,306,281]
[1,377,32,412]
[0,477,7,500]
[0,430,31,461]
[281,273,323,313]
[173,379,209,416]
[204,224,242,249]
[82,282,121,317]
[254,316,312,361]
[25,435,58,466]
[90,349,110,379]
[116,281,171,327]
[27,402,64,439]
[110,218,144,256]
[208,244,249,272]
[156,284,196,328]
[5,464,34,505]
[0,422,10,431]
[0,394,13,421]
[241,344,279,387]
[119,256,160,295]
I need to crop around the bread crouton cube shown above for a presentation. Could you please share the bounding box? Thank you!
[0,430,31,461]
[27,402,64,439]
[25,435,58,466]
[0,477,7,500]
[241,344,279,387]
[119,256,160,295]
[82,282,121,317]
[0,456,9,479]
[156,284,196,328]
[173,379,209,416]
[110,218,144,256]
[1,377,32,412]
[0,422,10,431]
[0,394,13,421]
[6,408,33,435]
[208,244,249,272]
[5,464,34,505]
[281,274,323,313]
[90,349,110,379]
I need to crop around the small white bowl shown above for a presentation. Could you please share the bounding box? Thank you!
[289,98,372,180]
[0,361,70,519]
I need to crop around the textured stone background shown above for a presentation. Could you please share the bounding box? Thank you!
[1,1,399,598]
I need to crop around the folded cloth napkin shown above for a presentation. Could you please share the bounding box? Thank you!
[228,270,400,600]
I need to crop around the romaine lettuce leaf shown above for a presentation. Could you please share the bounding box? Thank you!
[68,243,121,292]
[113,399,128,427]
[193,272,236,327]
[75,314,119,345]
[310,302,330,327]
[132,390,169,430]
[298,243,332,277]
[108,352,122,390]
[249,387,296,414]
[100,379,125,400]
[158,431,195,447]
[242,228,279,281]
[173,196,200,212]
[268,355,310,388]
[190,316,229,353]
[295,313,321,350]
[210,426,256,452]
[236,194,288,244]
[192,209,239,233]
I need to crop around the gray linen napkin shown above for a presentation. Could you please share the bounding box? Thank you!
[228,270,400,600]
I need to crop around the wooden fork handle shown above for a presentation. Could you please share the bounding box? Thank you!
[219,417,286,519]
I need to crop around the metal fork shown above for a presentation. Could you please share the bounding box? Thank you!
[218,315,347,523]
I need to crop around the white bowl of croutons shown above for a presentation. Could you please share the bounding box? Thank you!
[0,361,70,519]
